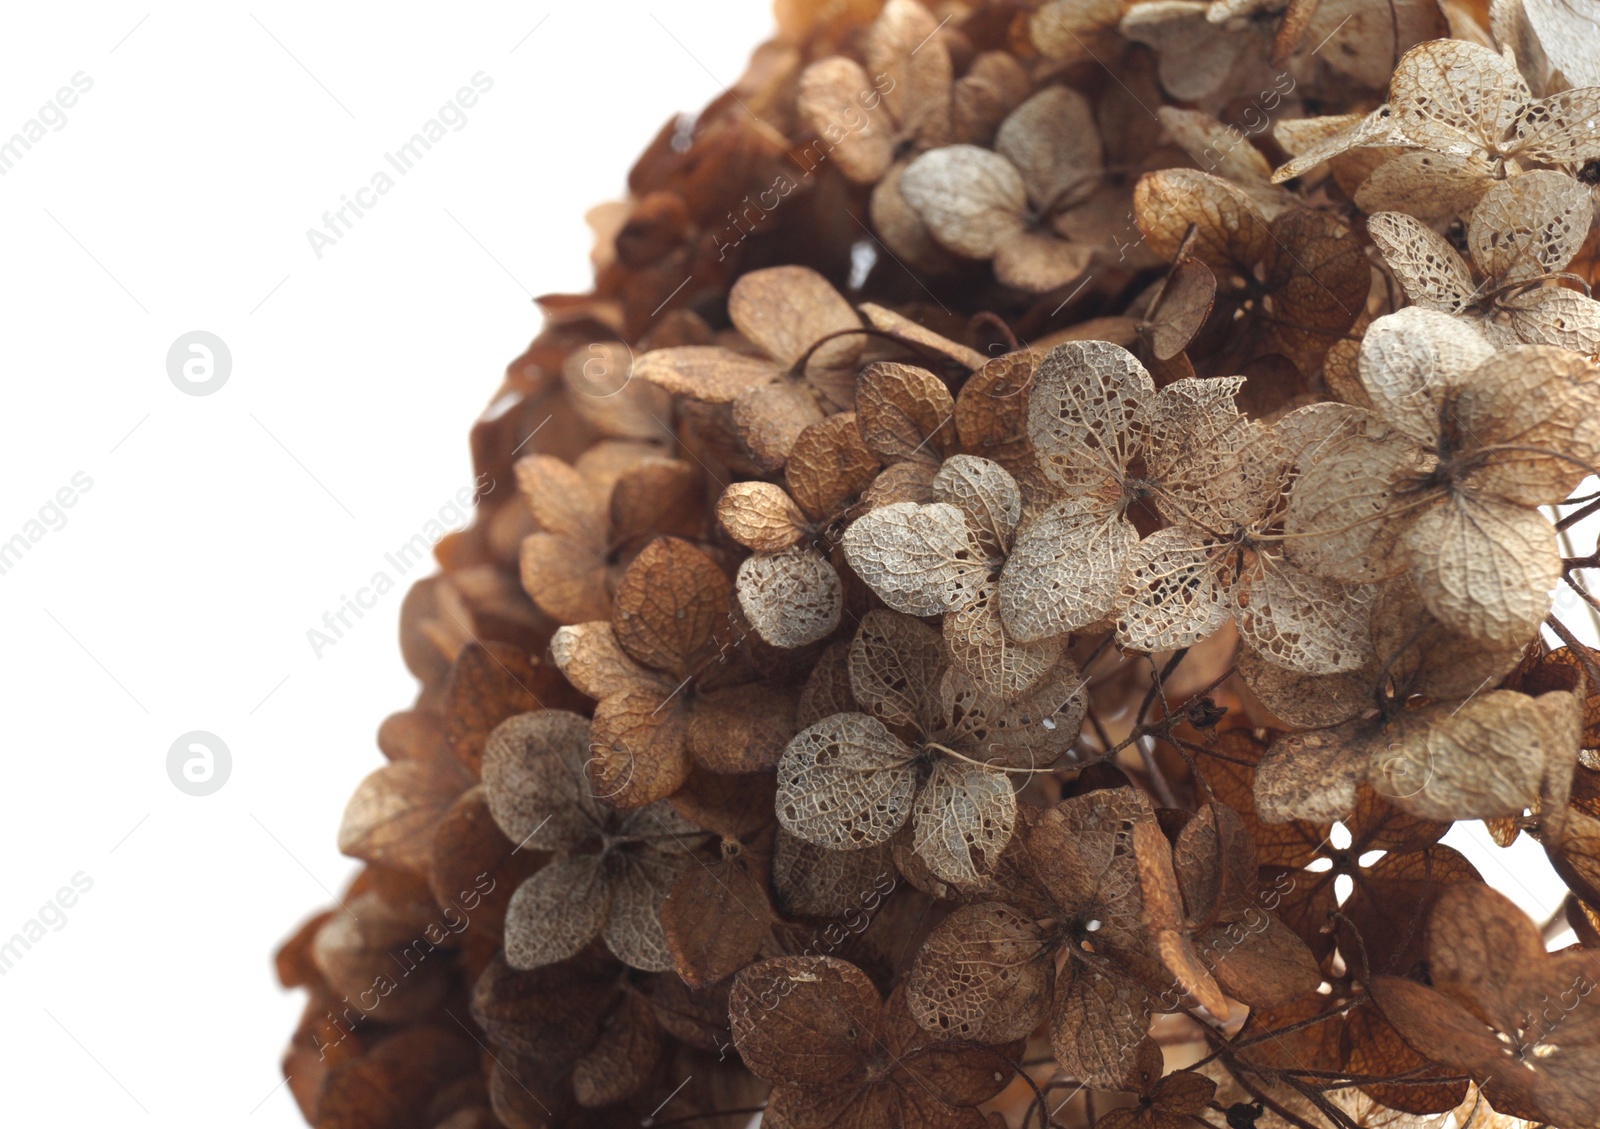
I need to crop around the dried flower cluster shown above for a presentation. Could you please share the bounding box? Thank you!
[278,2,1600,1127]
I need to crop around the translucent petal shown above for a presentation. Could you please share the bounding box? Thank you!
[776,713,918,849]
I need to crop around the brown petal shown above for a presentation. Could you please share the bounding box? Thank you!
[662,855,774,988]
[797,55,895,184]
[589,685,693,809]
[338,758,471,876]
[609,457,704,549]
[688,682,799,773]
[856,361,958,465]
[549,621,660,700]
[1049,964,1155,1090]
[717,482,809,552]
[571,989,661,1106]
[906,902,1054,1043]
[515,454,606,547]
[728,955,883,1086]
[727,264,863,373]
[1134,169,1272,276]
[731,378,827,472]
[631,345,780,403]
[520,533,611,624]
[611,537,732,676]
[786,412,881,521]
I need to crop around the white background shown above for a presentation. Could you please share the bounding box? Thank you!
[0,4,770,1125]
[0,3,1584,1127]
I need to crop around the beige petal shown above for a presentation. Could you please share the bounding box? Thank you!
[1367,211,1476,313]
[1236,551,1375,676]
[1116,527,1233,653]
[1027,339,1153,491]
[849,609,946,729]
[1237,647,1371,729]
[1510,85,1600,164]
[1255,718,1375,823]
[1468,169,1593,284]
[504,857,610,969]
[1270,108,1418,184]
[943,580,1064,702]
[1454,344,1600,505]
[995,86,1102,211]
[1524,0,1600,87]
[776,713,918,849]
[1403,492,1558,649]
[912,755,1017,887]
[561,343,672,441]
[1306,0,1447,89]
[337,760,468,876]
[1354,150,1494,224]
[932,455,1021,551]
[796,55,895,184]
[1369,692,1566,822]
[937,657,1086,767]
[951,51,1031,146]
[1000,497,1139,641]
[482,710,607,849]
[1157,106,1274,189]
[1120,0,1248,101]
[728,264,863,376]
[994,229,1096,293]
[1502,285,1600,355]
[1359,306,1493,446]
[868,163,959,275]
[899,144,1029,260]
[717,482,809,552]
[1388,39,1530,152]
[841,500,991,616]
[735,546,843,649]
[906,903,1053,1043]
[1282,426,1420,584]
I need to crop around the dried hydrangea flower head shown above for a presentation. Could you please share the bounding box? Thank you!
[276,8,1600,1128]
